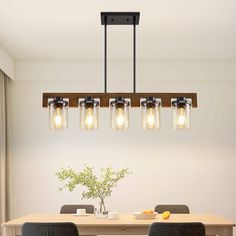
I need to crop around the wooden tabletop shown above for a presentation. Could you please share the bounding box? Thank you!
[2,214,235,227]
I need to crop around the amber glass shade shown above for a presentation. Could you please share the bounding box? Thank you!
[141,97,161,130]
[80,97,99,130]
[49,97,68,130]
[172,97,191,130]
[110,97,130,130]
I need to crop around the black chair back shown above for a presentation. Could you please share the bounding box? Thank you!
[148,222,205,236]
[60,204,94,214]
[22,222,79,236]
[154,204,190,214]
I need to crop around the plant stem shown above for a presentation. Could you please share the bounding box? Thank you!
[100,198,106,212]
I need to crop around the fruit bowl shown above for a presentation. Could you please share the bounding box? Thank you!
[133,212,157,220]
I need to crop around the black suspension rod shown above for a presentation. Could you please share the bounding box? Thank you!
[104,22,107,93]
[133,18,136,93]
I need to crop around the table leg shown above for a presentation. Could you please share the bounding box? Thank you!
[206,226,233,236]
[3,227,16,236]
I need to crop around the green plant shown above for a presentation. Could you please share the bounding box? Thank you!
[56,166,131,212]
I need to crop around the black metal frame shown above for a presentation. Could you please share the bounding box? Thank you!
[42,12,198,109]
[101,12,140,94]
[101,12,140,25]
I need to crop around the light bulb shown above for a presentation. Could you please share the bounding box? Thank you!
[84,107,95,128]
[53,108,63,129]
[177,107,186,126]
[115,108,125,128]
[80,97,99,130]
[110,97,129,130]
[146,108,155,127]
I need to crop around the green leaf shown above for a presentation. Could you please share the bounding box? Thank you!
[56,166,132,202]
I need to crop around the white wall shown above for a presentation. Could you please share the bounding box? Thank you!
[8,60,236,230]
[0,45,14,79]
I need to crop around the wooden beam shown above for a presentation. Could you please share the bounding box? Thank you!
[42,93,197,108]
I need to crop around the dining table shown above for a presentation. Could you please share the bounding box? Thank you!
[1,213,235,236]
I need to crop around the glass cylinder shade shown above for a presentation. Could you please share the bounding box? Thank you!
[49,97,68,130]
[172,97,191,130]
[110,97,130,130]
[80,97,99,130]
[141,97,161,130]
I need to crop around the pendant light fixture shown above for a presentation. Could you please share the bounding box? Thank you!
[141,97,161,130]
[80,97,99,130]
[172,97,191,130]
[49,96,68,130]
[43,12,198,131]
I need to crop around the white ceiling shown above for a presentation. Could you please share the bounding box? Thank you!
[0,0,236,60]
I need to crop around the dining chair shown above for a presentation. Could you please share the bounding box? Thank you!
[22,222,79,236]
[148,222,206,236]
[60,204,94,214]
[60,205,96,236]
[154,204,190,214]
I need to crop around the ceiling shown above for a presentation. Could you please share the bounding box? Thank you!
[0,0,236,60]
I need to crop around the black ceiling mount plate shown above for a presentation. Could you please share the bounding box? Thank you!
[101,12,140,25]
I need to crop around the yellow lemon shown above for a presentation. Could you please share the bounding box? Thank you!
[162,211,170,219]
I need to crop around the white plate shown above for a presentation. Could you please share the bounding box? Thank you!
[133,212,157,220]
[73,213,89,217]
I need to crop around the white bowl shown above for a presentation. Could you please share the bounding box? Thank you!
[133,212,157,220]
